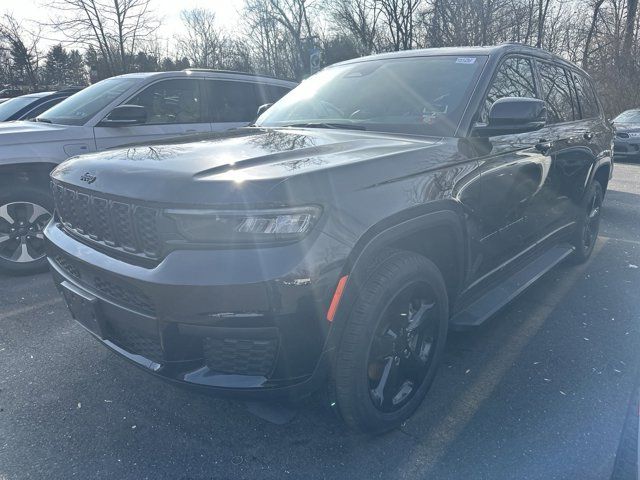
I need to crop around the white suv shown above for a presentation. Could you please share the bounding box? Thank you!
[0,70,296,273]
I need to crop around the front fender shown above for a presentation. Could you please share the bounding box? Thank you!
[322,205,467,354]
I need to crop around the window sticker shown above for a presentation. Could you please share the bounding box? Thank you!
[456,57,477,64]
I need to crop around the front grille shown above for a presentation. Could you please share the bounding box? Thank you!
[54,254,81,279]
[203,337,279,376]
[52,182,161,259]
[615,144,629,153]
[93,275,155,317]
[106,322,164,363]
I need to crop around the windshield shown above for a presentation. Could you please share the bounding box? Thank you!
[0,96,37,121]
[614,110,640,123]
[256,55,487,136]
[37,77,137,126]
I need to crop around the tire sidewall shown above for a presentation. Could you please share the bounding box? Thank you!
[0,186,53,274]
[571,181,603,263]
[335,253,449,433]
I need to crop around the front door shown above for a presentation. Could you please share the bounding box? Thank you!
[94,78,211,150]
[470,55,553,282]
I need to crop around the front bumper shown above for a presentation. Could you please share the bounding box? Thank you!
[614,139,640,159]
[45,221,344,399]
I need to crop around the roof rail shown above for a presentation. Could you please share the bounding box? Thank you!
[182,68,296,83]
[57,85,85,93]
[499,42,533,47]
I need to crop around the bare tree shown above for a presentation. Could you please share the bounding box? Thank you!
[330,0,382,55]
[622,0,639,57]
[0,13,42,90]
[378,0,420,50]
[46,0,159,75]
[177,8,224,68]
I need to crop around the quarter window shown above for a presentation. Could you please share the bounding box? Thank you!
[537,62,575,123]
[481,56,537,122]
[572,73,600,119]
[127,79,203,125]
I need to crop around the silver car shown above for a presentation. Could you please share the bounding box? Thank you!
[613,109,640,161]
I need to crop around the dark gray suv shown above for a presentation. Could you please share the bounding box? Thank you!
[45,44,613,433]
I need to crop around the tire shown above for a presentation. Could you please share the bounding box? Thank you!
[331,251,449,434]
[0,185,54,275]
[569,181,603,264]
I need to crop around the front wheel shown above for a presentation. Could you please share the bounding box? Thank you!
[570,181,603,264]
[331,251,449,434]
[0,186,53,275]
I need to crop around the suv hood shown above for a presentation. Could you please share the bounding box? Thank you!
[51,128,442,205]
[0,120,80,146]
[615,123,640,133]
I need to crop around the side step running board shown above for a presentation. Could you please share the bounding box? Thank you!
[450,243,575,329]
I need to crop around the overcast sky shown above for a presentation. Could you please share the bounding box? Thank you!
[2,0,243,49]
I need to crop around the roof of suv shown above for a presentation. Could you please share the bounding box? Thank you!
[332,43,586,75]
[116,70,297,87]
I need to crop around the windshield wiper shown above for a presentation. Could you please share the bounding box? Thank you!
[34,117,52,123]
[283,122,367,131]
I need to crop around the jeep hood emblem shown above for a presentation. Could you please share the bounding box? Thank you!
[80,172,96,184]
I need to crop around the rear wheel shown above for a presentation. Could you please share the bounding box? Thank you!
[331,251,448,434]
[570,181,603,264]
[0,186,53,275]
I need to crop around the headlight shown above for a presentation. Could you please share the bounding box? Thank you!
[167,206,321,244]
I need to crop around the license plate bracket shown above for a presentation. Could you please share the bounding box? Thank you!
[60,281,103,338]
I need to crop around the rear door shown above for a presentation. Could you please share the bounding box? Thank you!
[567,71,609,209]
[94,78,210,150]
[528,60,590,236]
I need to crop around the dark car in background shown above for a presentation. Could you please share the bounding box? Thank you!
[613,109,640,162]
[46,44,613,433]
[0,88,24,100]
[0,87,84,122]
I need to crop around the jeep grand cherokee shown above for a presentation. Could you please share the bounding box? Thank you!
[45,44,613,433]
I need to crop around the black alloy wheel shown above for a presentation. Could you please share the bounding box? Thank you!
[570,181,603,264]
[367,282,440,413]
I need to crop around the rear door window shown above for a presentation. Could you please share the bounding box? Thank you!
[206,80,261,123]
[259,84,292,104]
[537,62,575,123]
[481,56,537,122]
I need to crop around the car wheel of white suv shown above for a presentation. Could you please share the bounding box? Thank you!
[0,186,53,275]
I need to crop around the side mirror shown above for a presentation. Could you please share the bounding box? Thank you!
[256,103,273,118]
[99,105,147,127]
[475,97,546,136]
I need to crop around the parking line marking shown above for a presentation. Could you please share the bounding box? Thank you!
[0,298,63,321]
[400,238,607,477]
[600,235,640,246]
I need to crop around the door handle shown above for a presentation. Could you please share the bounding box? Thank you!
[583,131,594,141]
[535,139,552,154]
[182,129,198,135]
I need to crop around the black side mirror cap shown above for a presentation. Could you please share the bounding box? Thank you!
[99,104,147,127]
[475,97,547,137]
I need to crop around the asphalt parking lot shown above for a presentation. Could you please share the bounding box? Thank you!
[2,162,640,480]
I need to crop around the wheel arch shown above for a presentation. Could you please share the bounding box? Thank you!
[325,203,467,351]
[0,162,58,193]
[592,161,611,193]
